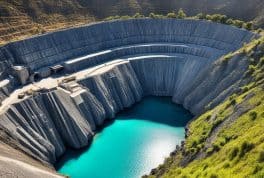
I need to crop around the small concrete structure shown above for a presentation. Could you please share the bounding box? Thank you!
[50,65,64,74]
[12,66,29,85]
[36,67,52,78]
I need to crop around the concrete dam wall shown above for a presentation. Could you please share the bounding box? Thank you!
[0,19,258,175]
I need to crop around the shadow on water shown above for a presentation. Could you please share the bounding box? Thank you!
[117,96,193,127]
[55,119,115,169]
[55,96,193,170]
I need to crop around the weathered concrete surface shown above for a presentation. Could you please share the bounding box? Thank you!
[0,19,257,106]
[0,61,143,164]
[0,19,255,71]
[182,53,251,114]
[0,155,63,178]
[0,141,63,178]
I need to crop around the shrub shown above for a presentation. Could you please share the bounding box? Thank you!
[205,115,211,121]
[202,131,207,136]
[226,18,234,25]
[149,13,165,19]
[177,8,186,19]
[176,169,182,175]
[256,28,263,33]
[229,94,237,101]
[246,65,256,76]
[149,13,156,18]
[225,98,237,109]
[249,65,256,71]
[206,147,214,155]
[203,163,208,170]
[208,14,227,23]
[191,140,198,147]
[222,52,233,63]
[196,144,203,151]
[198,136,206,143]
[205,15,212,21]
[253,164,263,174]
[258,151,264,163]
[167,12,177,18]
[241,86,249,93]
[230,99,237,105]
[239,141,254,158]
[195,13,205,19]
[229,147,239,160]
[259,57,264,67]
[233,20,244,28]
[211,119,223,131]
[219,137,227,146]
[223,162,230,168]
[223,135,232,143]
[243,21,254,30]
[133,13,144,18]
[210,173,218,178]
[190,148,197,153]
[213,143,221,151]
[249,111,258,120]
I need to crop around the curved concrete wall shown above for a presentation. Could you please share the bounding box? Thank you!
[0,19,256,106]
[0,19,255,71]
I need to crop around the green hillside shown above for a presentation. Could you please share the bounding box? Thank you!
[145,37,264,178]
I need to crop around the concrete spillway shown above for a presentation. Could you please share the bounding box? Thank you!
[0,19,258,177]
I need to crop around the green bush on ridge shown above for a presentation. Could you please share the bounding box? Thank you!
[229,147,239,160]
[239,141,254,158]
[249,111,258,120]
[258,151,264,163]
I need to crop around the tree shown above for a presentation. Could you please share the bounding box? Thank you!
[177,8,186,19]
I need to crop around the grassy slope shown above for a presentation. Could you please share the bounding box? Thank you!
[146,37,264,178]
[0,0,95,45]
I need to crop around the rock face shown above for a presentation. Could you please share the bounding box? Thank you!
[0,19,259,177]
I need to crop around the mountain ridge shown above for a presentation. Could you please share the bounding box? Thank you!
[0,0,264,45]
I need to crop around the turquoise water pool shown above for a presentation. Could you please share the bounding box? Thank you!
[56,97,192,178]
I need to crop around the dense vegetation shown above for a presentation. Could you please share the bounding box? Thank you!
[104,10,260,31]
[1,0,264,45]
[144,37,264,178]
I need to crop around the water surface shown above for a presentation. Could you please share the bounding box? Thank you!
[57,97,192,178]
